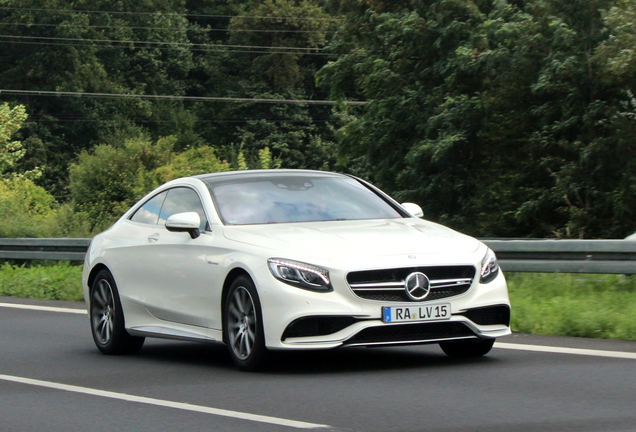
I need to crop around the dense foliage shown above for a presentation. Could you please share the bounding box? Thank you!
[1,0,636,238]
[319,0,636,238]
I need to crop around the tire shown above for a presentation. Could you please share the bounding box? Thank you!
[440,338,495,358]
[223,275,269,371]
[90,269,145,355]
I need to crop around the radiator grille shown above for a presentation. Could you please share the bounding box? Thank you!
[347,266,475,302]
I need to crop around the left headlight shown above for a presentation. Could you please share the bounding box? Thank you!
[268,258,333,292]
[480,248,500,284]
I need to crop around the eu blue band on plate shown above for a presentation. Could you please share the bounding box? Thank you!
[384,307,392,322]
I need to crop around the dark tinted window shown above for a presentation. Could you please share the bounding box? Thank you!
[158,187,208,231]
[130,191,167,225]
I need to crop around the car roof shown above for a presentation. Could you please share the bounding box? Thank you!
[194,169,347,184]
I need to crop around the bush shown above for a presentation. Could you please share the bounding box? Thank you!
[153,145,231,182]
[69,136,233,231]
[69,134,176,230]
[0,177,57,237]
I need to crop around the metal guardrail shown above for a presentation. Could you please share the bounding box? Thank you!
[1,238,635,274]
[0,238,91,261]
[483,240,636,274]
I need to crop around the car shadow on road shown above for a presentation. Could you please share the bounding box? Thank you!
[134,340,235,368]
[264,346,499,375]
[129,340,500,375]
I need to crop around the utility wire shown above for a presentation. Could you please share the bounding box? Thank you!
[0,21,338,34]
[0,89,365,106]
[0,39,331,56]
[0,7,343,21]
[24,117,335,124]
[0,34,323,51]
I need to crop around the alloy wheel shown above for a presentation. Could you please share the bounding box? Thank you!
[91,279,116,345]
[227,286,257,360]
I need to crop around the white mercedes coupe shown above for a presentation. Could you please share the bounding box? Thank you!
[83,170,511,370]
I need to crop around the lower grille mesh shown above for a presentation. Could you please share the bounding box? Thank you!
[282,316,359,340]
[458,305,511,326]
[344,322,475,345]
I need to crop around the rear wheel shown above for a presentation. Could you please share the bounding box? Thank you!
[90,269,144,355]
[440,338,495,358]
[224,276,268,371]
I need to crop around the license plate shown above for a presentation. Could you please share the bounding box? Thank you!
[382,303,451,323]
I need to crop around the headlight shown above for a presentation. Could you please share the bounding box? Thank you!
[268,258,333,292]
[480,248,500,283]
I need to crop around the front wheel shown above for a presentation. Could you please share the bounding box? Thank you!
[440,338,495,358]
[223,276,269,371]
[90,269,144,355]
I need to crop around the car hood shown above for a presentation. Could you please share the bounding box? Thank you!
[222,218,481,260]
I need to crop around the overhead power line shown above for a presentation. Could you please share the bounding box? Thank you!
[0,40,329,56]
[0,7,343,21]
[0,39,329,55]
[0,89,365,106]
[0,21,338,34]
[0,34,322,51]
[24,114,335,124]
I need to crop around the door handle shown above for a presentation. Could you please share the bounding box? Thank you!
[148,233,160,242]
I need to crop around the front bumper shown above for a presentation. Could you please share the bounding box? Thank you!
[280,306,510,349]
[257,264,511,350]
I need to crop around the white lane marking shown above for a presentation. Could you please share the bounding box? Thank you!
[0,302,87,315]
[0,374,330,430]
[496,342,636,360]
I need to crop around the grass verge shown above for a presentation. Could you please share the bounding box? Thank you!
[0,262,84,302]
[507,273,636,341]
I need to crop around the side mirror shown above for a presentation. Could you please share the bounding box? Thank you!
[401,202,424,218]
[166,212,201,239]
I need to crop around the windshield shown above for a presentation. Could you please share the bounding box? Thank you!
[208,175,403,225]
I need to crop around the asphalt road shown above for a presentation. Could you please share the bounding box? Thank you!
[1,296,635,432]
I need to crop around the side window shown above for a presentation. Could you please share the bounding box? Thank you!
[130,191,168,225]
[158,187,209,231]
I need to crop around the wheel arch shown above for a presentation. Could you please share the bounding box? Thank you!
[221,267,253,343]
[87,264,110,293]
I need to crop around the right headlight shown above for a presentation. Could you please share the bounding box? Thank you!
[268,258,333,292]
[480,248,500,284]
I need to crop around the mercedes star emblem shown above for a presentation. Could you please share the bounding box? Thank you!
[404,272,431,301]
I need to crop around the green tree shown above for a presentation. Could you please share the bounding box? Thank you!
[0,103,33,178]
[0,0,342,204]
[69,134,235,230]
[319,0,496,231]
[181,0,339,171]
[153,145,231,182]
[229,0,332,88]
[69,134,175,229]
[0,0,198,198]
[0,102,59,237]
[320,0,636,238]
[512,0,636,238]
